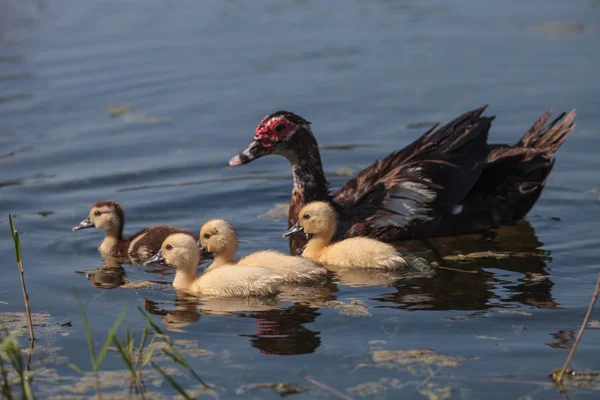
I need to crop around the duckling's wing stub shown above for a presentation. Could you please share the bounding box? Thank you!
[334,107,491,239]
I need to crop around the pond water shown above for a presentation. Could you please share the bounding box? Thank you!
[1,0,600,398]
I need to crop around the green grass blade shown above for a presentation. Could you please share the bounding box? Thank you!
[141,336,156,368]
[94,308,127,371]
[21,374,34,400]
[68,363,84,375]
[75,291,96,368]
[162,349,190,370]
[8,214,22,263]
[112,336,135,375]
[150,361,192,400]
[127,331,136,358]
[137,307,164,335]
[134,321,150,371]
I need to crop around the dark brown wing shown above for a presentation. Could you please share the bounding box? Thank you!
[332,106,492,239]
[128,227,198,259]
[458,109,576,229]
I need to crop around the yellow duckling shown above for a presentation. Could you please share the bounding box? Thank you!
[144,233,283,297]
[199,219,329,285]
[284,201,408,270]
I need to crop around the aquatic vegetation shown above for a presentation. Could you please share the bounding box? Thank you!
[0,334,34,400]
[107,105,169,124]
[259,203,289,222]
[235,382,313,396]
[8,214,34,342]
[551,274,600,386]
[325,300,372,317]
[372,349,474,368]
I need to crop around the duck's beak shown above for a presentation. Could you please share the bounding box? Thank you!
[144,250,165,266]
[72,217,94,232]
[283,221,304,237]
[197,241,206,253]
[228,140,268,167]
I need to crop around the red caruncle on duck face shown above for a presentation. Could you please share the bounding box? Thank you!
[254,116,297,151]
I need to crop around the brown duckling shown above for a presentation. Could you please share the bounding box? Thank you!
[284,201,408,270]
[72,200,197,262]
[199,219,329,285]
[144,233,284,297]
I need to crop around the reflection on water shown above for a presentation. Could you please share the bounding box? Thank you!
[242,304,322,355]
[378,222,556,311]
[134,220,557,357]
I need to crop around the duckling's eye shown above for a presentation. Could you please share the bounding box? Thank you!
[203,233,210,239]
[165,244,173,251]
[94,211,101,216]
[303,214,310,220]
[274,123,285,133]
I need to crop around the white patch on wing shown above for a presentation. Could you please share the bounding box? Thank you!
[452,204,463,215]
[371,166,437,228]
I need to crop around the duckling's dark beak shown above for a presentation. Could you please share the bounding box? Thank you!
[283,221,304,237]
[196,241,214,260]
[72,217,94,232]
[228,140,268,167]
[144,250,165,266]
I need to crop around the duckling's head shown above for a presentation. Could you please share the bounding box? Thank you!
[284,201,337,240]
[144,233,199,271]
[72,200,125,237]
[199,219,237,255]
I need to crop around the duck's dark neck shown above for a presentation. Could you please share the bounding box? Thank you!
[283,131,330,203]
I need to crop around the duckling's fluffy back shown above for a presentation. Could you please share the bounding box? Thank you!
[238,250,329,285]
[191,265,283,297]
[320,237,408,270]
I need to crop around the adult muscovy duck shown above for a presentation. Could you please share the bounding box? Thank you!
[228,106,575,252]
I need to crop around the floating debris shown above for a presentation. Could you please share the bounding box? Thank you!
[443,251,550,261]
[588,320,600,329]
[236,382,313,396]
[0,312,68,338]
[419,382,453,400]
[260,203,290,222]
[120,280,157,289]
[372,349,474,368]
[326,300,372,317]
[336,166,355,177]
[476,335,505,341]
[151,339,213,359]
[107,105,169,124]
[528,22,587,38]
[498,310,533,317]
[550,369,600,390]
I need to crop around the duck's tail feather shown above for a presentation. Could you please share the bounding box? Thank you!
[518,109,576,156]
[460,109,576,229]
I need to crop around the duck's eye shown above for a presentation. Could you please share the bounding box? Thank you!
[303,214,310,220]
[203,233,210,239]
[165,244,173,251]
[94,211,101,216]
[274,123,286,133]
